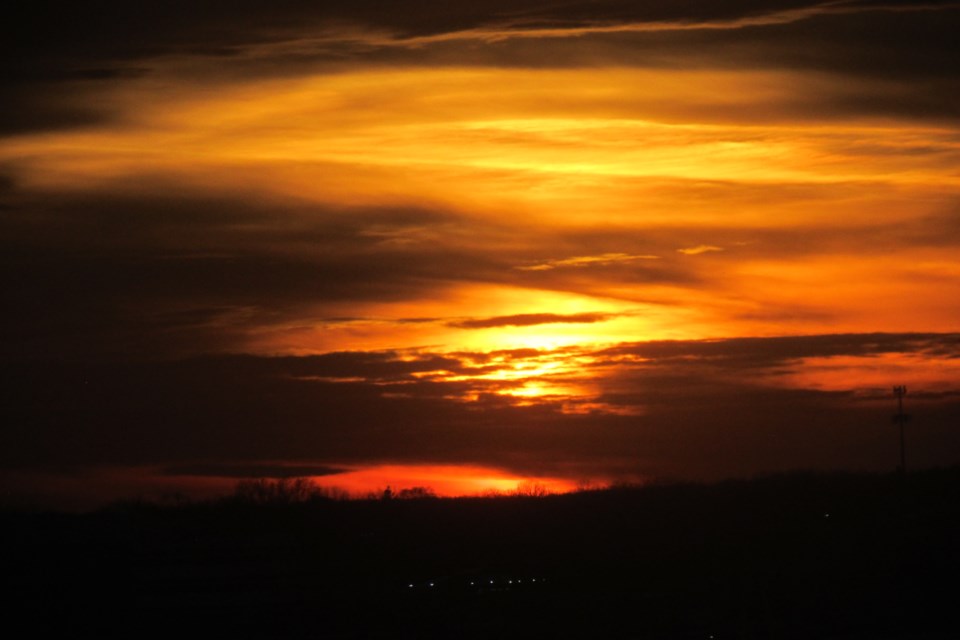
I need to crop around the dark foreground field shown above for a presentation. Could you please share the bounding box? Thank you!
[4,469,959,639]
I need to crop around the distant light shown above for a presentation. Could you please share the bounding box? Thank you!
[490,580,494,584]
[429,582,435,587]
[470,581,475,586]
[824,513,830,518]
[509,580,513,584]
[532,578,536,582]
[408,584,414,588]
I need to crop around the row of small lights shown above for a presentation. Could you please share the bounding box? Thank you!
[407,578,545,588]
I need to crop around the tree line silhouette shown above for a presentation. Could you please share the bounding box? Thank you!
[230,476,550,505]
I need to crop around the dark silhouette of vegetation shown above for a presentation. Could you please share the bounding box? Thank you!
[233,476,348,504]
[396,486,437,499]
[513,481,550,497]
[3,467,959,638]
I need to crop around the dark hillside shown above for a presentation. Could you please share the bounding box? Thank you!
[4,468,959,638]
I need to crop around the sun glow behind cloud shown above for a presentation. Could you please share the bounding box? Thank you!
[242,284,677,355]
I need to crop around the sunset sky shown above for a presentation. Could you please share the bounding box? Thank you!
[3,0,959,509]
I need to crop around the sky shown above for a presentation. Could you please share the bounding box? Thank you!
[2,0,959,509]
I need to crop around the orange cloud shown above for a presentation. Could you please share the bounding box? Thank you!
[678,245,724,256]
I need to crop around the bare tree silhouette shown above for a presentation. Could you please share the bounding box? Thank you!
[233,477,324,504]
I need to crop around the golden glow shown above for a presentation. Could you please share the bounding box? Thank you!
[5,60,956,360]
[442,349,598,401]
[3,61,956,368]
[3,62,958,418]
[6,69,957,223]
[728,254,960,336]
[244,284,680,355]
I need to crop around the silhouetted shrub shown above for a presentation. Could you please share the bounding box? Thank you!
[233,477,325,505]
[514,482,549,497]
[397,486,437,499]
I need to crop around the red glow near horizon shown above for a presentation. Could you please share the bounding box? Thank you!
[309,464,585,497]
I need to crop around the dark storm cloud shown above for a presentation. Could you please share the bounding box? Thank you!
[0,0,872,71]
[9,1,951,64]
[232,352,470,381]
[0,356,585,471]
[0,184,508,359]
[160,461,346,478]
[596,333,960,370]
[3,333,959,485]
